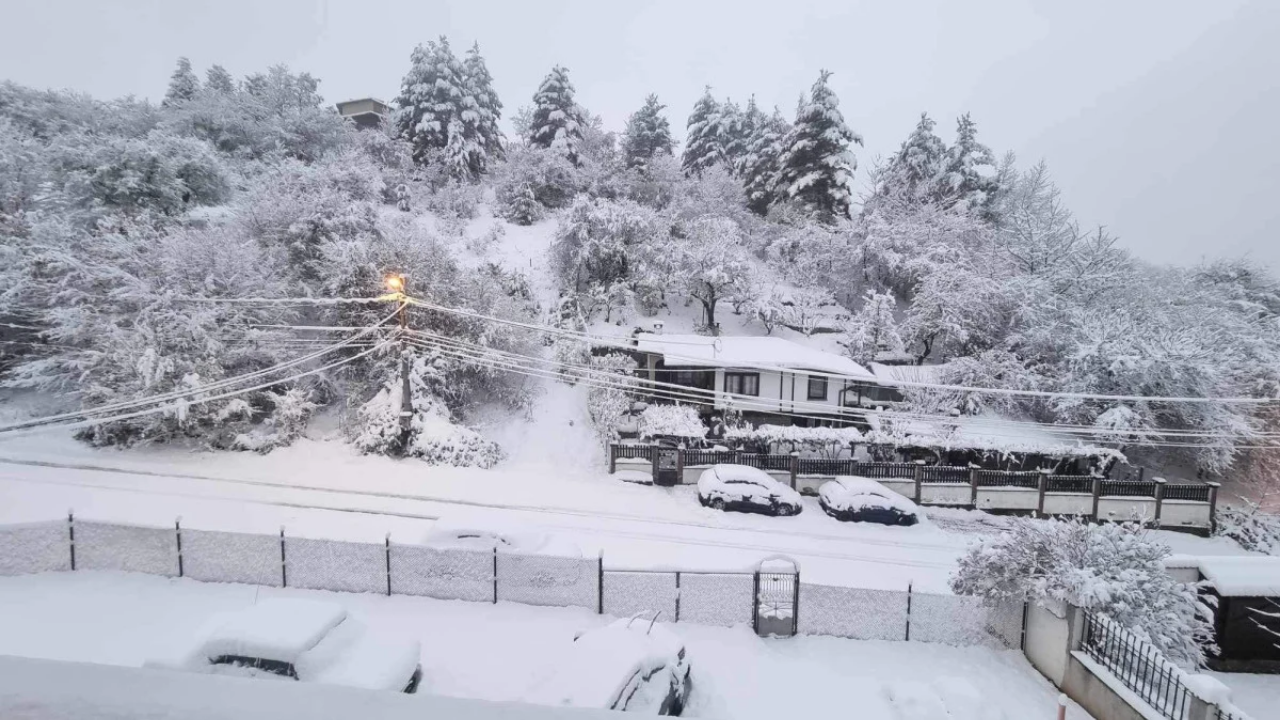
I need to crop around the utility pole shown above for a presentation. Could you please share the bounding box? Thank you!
[387,274,413,454]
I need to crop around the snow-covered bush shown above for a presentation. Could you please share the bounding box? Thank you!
[585,353,638,446]
[495,145,583,211]
[638,404,707,441]
[725,424,862,456]
[951,518,1216,667]
[1215,501,1280,555]
[499,182,544,225]
[551,196,660,297]
[354,351,501,468]
[232,388,318,453]
[422,180,481,220]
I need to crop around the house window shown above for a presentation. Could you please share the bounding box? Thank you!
[807,375,828,400]
[724,372,760,397]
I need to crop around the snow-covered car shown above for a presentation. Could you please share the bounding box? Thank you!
[697,464,803,517]
[818,476,921,526]
[525,614,692,715]
[145,599,422,694]
[423,516,582,557]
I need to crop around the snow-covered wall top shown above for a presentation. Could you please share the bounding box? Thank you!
[635,334,872,377]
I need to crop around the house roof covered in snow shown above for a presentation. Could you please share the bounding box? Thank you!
[634,334,873,377]
[1186,556,1280,597]
[867,362,952,385]
[863,410,1123,461]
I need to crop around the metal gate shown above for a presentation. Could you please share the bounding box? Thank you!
[653,448,680,486]
[753,568,799,637]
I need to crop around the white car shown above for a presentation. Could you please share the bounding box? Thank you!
[697,464,803,517]
[525,615,692,715]
[145,599,422,693]
[423,516,582,557]
[819,476,922,526]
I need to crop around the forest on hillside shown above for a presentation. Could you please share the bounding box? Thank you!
[1,38,1278,482]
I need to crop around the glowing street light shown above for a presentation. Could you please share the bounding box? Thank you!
[385,274,405,293]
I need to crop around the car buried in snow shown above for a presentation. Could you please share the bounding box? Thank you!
[524,614,692,715]
[697,464,803,517]
[818,476,922,526]
[422,516,583,557]
[144,599,422,694]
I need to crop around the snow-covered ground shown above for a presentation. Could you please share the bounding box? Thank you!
[0,570,1093,720]
[1210,671,1280,720]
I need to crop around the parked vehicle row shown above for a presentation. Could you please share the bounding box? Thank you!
[696,464,923,526]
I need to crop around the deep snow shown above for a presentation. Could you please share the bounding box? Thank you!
[0,571,1094,720]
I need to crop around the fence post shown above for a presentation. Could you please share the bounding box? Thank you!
[752,571,761,634]
[677,444,685,485]
[1090,478,1102,522]
[67,510,76,571]
[175,517,184,578]
[1205,481,1221,534]
[1036,472,1048,516]
[279,527,287,588]
[385,533,392,596]
[905,582,912,641]
[650,442,660,484]
[608,444,616,474]
[912,463,923,504]
[597,552,604,615]
[789,451,799,490]
[675,571,681,623]
[792,568,801,637]
[1152,478,1166,528]
[968,468,979,508]
[492,546,498,604]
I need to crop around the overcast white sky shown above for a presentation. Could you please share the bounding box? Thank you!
[4,0,1277,268]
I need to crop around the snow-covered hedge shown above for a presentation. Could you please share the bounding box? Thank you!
[726,423,863,448]
[637,404,707,440]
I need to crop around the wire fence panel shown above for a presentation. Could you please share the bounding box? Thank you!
[75,521,179,577]
[602,571,678,621]
[284,537,385,594]
[181,529,282,587]
[678,573,753,627]
[389,544,493,602]
[910,592,1022,649]
[797,584,909,641]
[0,521,70,576]
[496,552,598,610]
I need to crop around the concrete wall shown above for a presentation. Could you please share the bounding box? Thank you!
[1097,497,1156,522]
[1043,493,1094,516]
[881,479,916,498]
[921,483,971,506]
[796,475,828,495]
[1160,500,1211,528]
[1062,653,1154,720]
[977,487,1039,511]
[1024,602,1071,686]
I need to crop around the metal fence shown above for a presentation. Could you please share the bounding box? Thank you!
[1163,485,1212,502]
[0,516,1024,651]
[1101,480,1159,498]
[1080,611,1193,720]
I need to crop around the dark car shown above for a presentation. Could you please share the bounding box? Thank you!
[697,464,803,517]
[818,476,921,525]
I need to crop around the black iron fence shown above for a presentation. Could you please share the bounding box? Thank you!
[1163,485,1212,502]
[1080,611,1193,720]
[976,470,1041,488]
[1045,475,1094,494]
[1101,480,1159,498]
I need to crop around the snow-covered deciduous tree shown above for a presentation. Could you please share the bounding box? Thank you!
[354,349,501,467]
[551,196,659,296]
[621,94,674,170]
[681,88,723,177]
[586,352,639,447]
[740,106,791,216]
[664,216,755,334]
[843,290,903,365]
[526,65,585,165]
[952,518,1217,668]
[163,57,200,107]
[775,70,862,221]
[902,259,1005,363]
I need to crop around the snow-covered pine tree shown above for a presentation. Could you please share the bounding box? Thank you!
[740,106,791,215]
[776,70,862,221]
[395,37,468,165]
[621,94,674,169]
[504,182,543,225]
[681,88,723,177]
[733,96,764,173]
[877,112,948,203]
[939,113,999,214]
[526,65,585,165]
[717,98,748,174]
[163,57,201,107]
[205,64,236,94]
[462,42,505,169]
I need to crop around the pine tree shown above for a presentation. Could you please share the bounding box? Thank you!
[733,96,765,174]
[681,88,722,177]
[877,112,948,202]
[463,42,505,167]
[776,70,862,221]
[621,94,674,169]
[718,98,748,173]
[740,107,790,215]
[395,37,467,165]
[526,65,585,165]
[205,64,236,94]
[163,57,200,107]
[941,113,999,213]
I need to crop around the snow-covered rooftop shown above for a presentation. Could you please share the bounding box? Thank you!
[867,362,951,385]
[1189,556,1280,597]
[635,333,873,377]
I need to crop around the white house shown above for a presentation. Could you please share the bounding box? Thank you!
[632,333,877,423]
